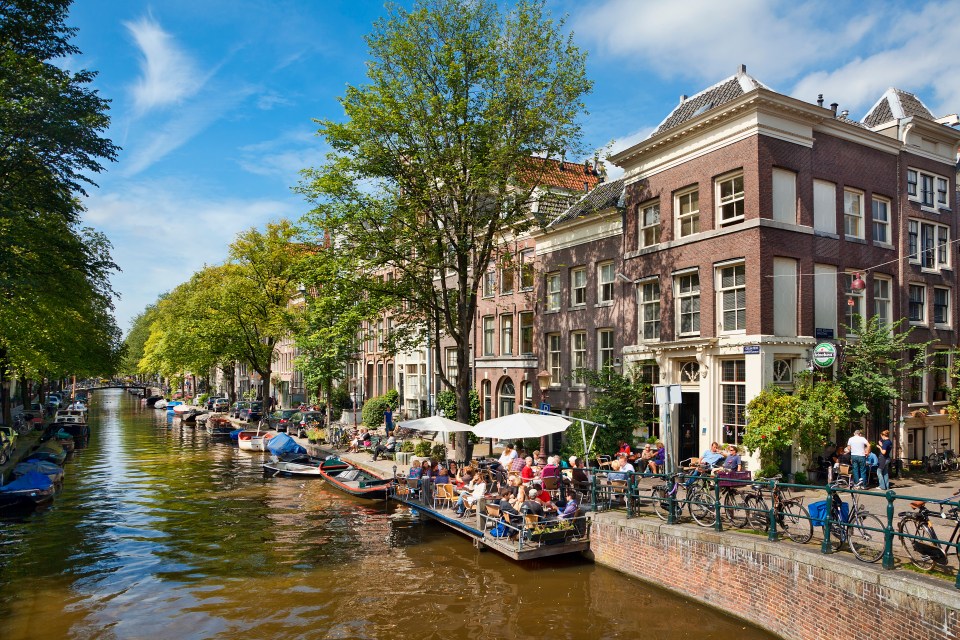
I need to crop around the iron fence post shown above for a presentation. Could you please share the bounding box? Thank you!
[590,471,597,512]
[766,479,777,542]
[820,485,833,554]
[713,477,722,532]
[667,474,677,525]
[627,472,635,518]
[882,491,895,570]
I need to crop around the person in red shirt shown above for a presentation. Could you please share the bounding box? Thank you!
[618,441,632,456]
[520,456,534,481]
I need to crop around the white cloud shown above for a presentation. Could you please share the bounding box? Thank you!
[126,14,205,114]
[237,129,329,183]
[257,93,292,110]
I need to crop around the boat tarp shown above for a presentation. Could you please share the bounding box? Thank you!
[266,432,306,457]
[14,459,61,476]
[1,471,53,492]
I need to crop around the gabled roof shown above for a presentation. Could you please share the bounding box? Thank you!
[651,65,768,137]
[548,178,624,227]
[516,156,602,192]
[862,88,936,127]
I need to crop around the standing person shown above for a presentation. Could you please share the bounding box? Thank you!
[847,429,870,487]
[384,406,394,437]
[877,429,893,490]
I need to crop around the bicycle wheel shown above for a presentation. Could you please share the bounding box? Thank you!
[688,489,717,527]
[898,518,937,570]
[651,485,670,521]
[722,491,748,529]
[779,501,813,544]
[744,495,768,531]
[848,512,885,563]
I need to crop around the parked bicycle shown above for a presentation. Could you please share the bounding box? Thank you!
[897,492,960,570]
[926,439,959,473]
[741,476,813,544]
[650,472,716,527]
[819,478,885,563]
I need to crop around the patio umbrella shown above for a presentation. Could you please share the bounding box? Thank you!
[472,412,571,440]
[397,415,474,434]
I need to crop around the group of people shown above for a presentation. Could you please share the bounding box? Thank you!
[828,429,893,489]
[614,441,666,475]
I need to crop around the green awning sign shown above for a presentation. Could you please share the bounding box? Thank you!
[813,342,837,368]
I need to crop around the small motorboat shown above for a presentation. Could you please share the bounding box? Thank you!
[205,416,234,437]
[165,401,183,415]
[315,457,393,499]
[154,399,168,409]
[13,459,64,484]
[67,401,86,412]
[237,429,276,451]
[53,429,75,453]
[0,471,56,511]
[263,460,327,477]
[28,441,67,465]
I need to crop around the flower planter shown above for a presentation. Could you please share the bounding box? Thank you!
[528,528,573,544]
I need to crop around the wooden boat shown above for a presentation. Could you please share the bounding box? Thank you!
[237,429,276,451]
[180,408,207,423]
[316,457,393,499]
[262,460,327,477]
[53,429,75,453]
[0,471,55,510]
[28,441,67,465]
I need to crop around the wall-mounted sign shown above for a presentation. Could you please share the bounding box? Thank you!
[815,327,835,340]
[743,345,761,354]
[812,342,837,368]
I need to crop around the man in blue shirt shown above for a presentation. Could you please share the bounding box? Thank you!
[685,442,725,487]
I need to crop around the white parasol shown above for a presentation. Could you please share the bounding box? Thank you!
[471,412,572,440]
[397,415,474,434]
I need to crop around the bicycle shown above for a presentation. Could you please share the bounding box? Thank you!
[820,478,885,563]
[741,476,813,544]
[650,471,716,527]
[926,439,950,473]
[897,493,960,570]
[13,414,31,436]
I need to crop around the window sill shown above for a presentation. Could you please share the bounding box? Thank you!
[544,309,560,315]
[935,323,952,330]
[909,321,927,326]
[500,291,513,296]
[596,301,613,308]
[719,217,744,227]
[719,330,747,336]
[813,230,840,239]
[874,241,895,250]
[844,236,866,244]
[569,305,586,311]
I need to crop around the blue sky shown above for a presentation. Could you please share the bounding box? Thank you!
[65,0,960,332]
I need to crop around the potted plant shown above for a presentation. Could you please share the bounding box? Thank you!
[306,427,322,444]
[414,440,432,457]
[528,520,574,544]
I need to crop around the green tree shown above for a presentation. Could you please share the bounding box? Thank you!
[791,373,849,471]
[743,386,796,478]
[299,0,591,457]
[567,366,653,459]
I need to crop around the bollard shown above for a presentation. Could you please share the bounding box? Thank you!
[766,479,777,542]
[713,478,723,532]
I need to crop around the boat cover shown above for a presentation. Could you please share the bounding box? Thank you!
[1,471,53,492]
[229,428,243,441]
[13,459,61,478]
[266,432,306,457]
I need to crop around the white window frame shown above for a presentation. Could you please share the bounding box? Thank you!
[500,314,513,355]
[844,271,865,333]
[597,328,614,371]
[598,261,615,305]
[483,316,495,355]
[675,187,700,237]
[908,284,926,325]
[675,271,701,337]
[910,220,951,271]
[546,272,561,311]
[908,167,950,210]
[716,171,745,225]
[571,267,586,307]
[933,287,951,327]
[873,276,891,327]
[547,333,561,388]
[520,250,534,291]
[717,263,746,333]
[843,189,864,239]
[570,331,586,386]
[871,197,890,245]
[483,269,496,298]
[639,279,660,342]
[721,359,746,445]
[639,201,660,248]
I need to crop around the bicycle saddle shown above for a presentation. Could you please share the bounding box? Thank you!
[910,501,926,509]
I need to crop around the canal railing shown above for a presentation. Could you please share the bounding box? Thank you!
[588,468,960,589]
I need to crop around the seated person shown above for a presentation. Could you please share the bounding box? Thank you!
[456,466,474,489]
[509,451,527,474]
[407,462,423,479]
[497,487,522,525]
[520,457,535,482]
[618,441,632,456]
[540,456,559,479]
[865,451,879,486]
[685,442,725,487]
[434,467,452,484]
[347,428,369,453]
[497,445,517,470]
[455,473,487,517]
[569,456,590,491]
[506,473,524,497]
[617,453,636,474]
[648,441,665,474]
[557,494,579,520]
[717,446,742,474]
[520,488,545,520]
[531,481,557,513]
[607,459,628,483]
[371,435,397,461]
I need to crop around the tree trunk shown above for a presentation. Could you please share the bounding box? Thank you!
[0,350,10,427]
[325,378,333,428]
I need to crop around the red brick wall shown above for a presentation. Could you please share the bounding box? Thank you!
[590,513,960,640]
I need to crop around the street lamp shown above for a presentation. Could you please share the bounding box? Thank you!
[350,376,357,429]
[537,369,551,457]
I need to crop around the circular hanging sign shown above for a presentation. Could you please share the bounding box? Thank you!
[812,342,837,368]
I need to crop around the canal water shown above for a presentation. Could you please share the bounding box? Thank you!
[0,389,778,639]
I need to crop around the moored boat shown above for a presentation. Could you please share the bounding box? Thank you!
[316,457,393,499]
[53,429,75,453]
[154,399,168,409]
[0,471,55,511]
[237,429,276,451]
[206,416,234,436]
[28,441,67,465]
[13,459,64,484]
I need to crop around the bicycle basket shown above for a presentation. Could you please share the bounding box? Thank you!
[717,470,752,487]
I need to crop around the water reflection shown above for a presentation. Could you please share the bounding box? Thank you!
[0,390,777,639]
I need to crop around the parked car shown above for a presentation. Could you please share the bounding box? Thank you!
[213,398,230,412]
[0,425,18,451]
[239,401,263,423]
[264,409,298,432]
[230,401,249,419]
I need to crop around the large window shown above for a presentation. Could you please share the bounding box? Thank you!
[640,202,660,248]
[873,276,891,327]
[500,262,514,294]
[640,280,660,341]
[907,349,924,404]
[718,263,746,332]
[598,261,615,304]
[908,284,925,324]
[933,287,950,326]
[446,348,458,383]
[717,172,745,225]
[500,314,513,355]
[676,272,700,336]
[483,316,495,355]
[483,269,495,298]
[872,197,890,244]
[570,331,586,385]
[843,189,864,239]
[911,220,951,270]
[499,379,515,418]
[844,271,865,332]
[547,333,561,387]
[546,272,561,311]
[520,250,534,290]
[676,187,700,237]
[908,168,950,209]
[933,350,951,402]
[721,360,746,444]
[519,312,533,354]
[571,267,586,307]
[597,329,614,370]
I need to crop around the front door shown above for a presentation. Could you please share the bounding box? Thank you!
[679,392,699,461]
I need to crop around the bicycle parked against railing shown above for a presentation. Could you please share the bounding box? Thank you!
[820,478,885,563]
[897,492,960,570]
[650,472,716,527]
[741,475,813,544]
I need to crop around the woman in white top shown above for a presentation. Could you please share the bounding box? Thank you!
[498,445,517,468]
[455,473,487,516]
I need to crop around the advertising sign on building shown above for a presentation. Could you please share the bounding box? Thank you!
[812,342,837,368]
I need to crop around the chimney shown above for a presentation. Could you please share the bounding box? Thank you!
[840,109,849,119]
[679,94,688,103]
[817,94,824,108]
[737,63,747,75]
[830,102,839,116]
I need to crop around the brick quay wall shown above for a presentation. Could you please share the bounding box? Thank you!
[589,512,959,640]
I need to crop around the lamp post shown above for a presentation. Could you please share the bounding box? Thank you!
[350,377,357,429]
[537,369,551,458]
